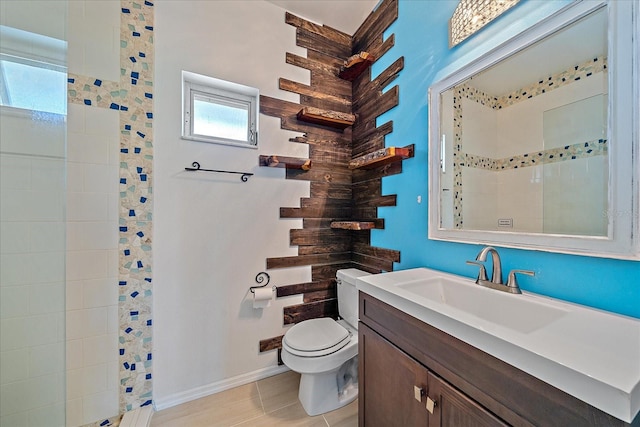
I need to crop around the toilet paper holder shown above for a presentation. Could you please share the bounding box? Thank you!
[249,272,276,294]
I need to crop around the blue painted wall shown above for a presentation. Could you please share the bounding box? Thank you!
[372,0,640,319]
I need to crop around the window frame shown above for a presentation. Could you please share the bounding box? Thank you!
[182,71,259,149]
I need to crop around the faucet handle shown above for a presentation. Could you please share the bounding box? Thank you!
[466,260,488,283]
[506,269,535,290]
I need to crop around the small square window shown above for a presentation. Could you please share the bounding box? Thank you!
[182,71,258,148]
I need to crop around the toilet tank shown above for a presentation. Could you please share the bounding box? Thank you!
[336,268,371,328]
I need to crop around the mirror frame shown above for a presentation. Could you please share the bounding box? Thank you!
[428,0,640,260]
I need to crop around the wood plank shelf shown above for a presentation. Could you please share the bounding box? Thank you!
[338,51,375,81]
[296,106,356,130]
[349,146,412,170]
[259,155,311,170]
[331,221,377,230]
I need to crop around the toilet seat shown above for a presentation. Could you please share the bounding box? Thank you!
[283,318,351,357]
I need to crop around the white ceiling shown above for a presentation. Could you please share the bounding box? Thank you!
[468,7,607,97]
[265,0,379,35]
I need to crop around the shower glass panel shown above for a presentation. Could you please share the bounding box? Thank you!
[0,2,67,426]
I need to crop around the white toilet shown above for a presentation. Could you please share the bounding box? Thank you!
[281,268,371,416]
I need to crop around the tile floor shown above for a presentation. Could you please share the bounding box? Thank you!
[150,370,358,427]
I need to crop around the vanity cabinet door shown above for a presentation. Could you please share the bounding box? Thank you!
[359,323,430,427]
[427,372,508,427]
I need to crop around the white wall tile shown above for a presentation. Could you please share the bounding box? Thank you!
[29,222,65,253]
[0,253,33,286]
[27,402,65,427]
[30,158,65,192]
[66,280,83,311]
[29,283,65,314]
[29,342,64,377]
[0,410,28,427]
[66,369,83,401]
[0,286,29,319]
[66,339,84,371]
[65,397,83,427]
[0,348,28,384]
[67,192,109,222]
[82,334,117,366]
[24,314,59,347]
[0,222,30,254]
[82,390,118,425]
[66,250,108,281]
[30,251,65,284]
[83,277,117,308]
[81,364,107,395]
[66,307,107,340]
[84,104,119,137]
[83,163,118,194]
[0,155,31,190]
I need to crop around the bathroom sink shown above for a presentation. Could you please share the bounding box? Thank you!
[397,276,567,333]
[355,267,640,424]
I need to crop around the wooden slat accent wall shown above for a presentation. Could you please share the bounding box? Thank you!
[259,0,405,356]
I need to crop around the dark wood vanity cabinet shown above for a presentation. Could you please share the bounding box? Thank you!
[358,292,638,427]
[360,322,506,426]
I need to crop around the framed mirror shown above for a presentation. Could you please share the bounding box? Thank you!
[428,0,639,260]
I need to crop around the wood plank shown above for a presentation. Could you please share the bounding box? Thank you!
[352,252,395,272]
[331,221,377,230]
[276,279,335,297]
[352,179,381,201]
[267,252,352,269]
[352,119,393,145]
[355,194,396,208]
[290,228,351,245]
[352,160,403,184]
[290,135,352,150]
[259,94,301,118]
[285,167,352,184]
[310,182,352,200]
[312,263,358,281]
[352,0,398,54]
[281,206,353,218]
[353,242,400,263]
[349,146,411,170]
[284,299,338,325]
[280,78,351,109]
[353,56,404,109]
[308,145,351,164]
[297,106,356,130]
[295,28,351,59]
[298,242,353,255]
[259,335,283,352]
[354,85,399,127]
[303,289,337,303]
[285,12,351,47]
[339,52,376,81]
[301,197,352,208]
[286,52,340,75]
[259,155,311,170]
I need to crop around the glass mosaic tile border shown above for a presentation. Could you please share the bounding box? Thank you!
[67,0,154,418]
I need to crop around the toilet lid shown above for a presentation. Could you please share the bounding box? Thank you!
[283,318,351,357]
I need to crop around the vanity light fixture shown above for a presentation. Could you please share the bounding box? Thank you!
[449,0,520,47]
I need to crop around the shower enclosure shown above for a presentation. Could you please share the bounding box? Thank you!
[1,1,68,425]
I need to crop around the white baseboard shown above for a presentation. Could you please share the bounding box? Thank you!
[153,364,290,411]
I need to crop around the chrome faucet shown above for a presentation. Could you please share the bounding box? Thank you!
[466,246,534,294]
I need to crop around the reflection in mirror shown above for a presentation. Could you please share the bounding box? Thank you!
[429,1,639,259]
[439,7,607,235]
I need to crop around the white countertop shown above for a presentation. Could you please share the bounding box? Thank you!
[356,268,640,423]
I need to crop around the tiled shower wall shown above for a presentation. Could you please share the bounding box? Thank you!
[66,0,154,424]
[452,58,607,231]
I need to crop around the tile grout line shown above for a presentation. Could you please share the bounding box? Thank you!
[255,379,267,414]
